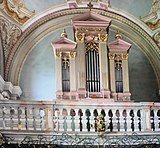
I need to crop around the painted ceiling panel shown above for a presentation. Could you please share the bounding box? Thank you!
[23,0,152,17]
[23,0,65,13]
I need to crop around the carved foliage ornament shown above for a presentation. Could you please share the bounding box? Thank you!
[55,51,62,58]
[109,53,128,60]
[75,32,85,42]
[69,51,76,58]
[0,0,34,24]
[98,33,108,42]
[85,40,98,52]
[56,51,76,58]
[0,16,22,60]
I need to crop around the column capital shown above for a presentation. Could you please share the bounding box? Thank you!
[108,53,115,60]
[122,53,129,60]
[75,31,85,42]
[69,51,76,58]
[98,33,108,42]
[56,51,62,58]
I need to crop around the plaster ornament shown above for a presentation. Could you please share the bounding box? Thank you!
[0,0,35,24]
[0,16,21,61]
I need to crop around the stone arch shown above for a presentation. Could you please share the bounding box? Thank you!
[5,8,160,90]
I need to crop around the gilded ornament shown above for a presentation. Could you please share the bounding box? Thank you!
[98,33,108,42]
[2,0,34,24]
[122,53,129,60]
[69,51,76,58]
[56,51,62,58]
[108,53,115,60]
[75,32,85,42]
[86,41,98,52]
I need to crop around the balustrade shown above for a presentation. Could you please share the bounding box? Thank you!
[0,100,160,135]
[54,102,160,133]
[0,100,54,132]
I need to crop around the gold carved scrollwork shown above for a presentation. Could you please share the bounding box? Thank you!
[56,51,62,58]
[69,51,76,58]
[122,53,129,60]
[86,41,98,52]
[2,0,34,24]
[108,53,115,60]
[98,33,108,42]
[75,32,85,42]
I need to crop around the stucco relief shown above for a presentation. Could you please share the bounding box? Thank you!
[0,0,34,24]
[142,0,160,30]
[154,31,160,47]
[0,16,21,61]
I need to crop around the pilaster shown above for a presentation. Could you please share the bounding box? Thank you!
[98,33,110,98]
[70,52,77,100]
[55,53,63,99]
[76,32,86,98]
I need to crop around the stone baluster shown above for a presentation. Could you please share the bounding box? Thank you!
[39,108,45,130]
[105,109,109,132]
[90,109,95,132]
[11,107,18,130]
[59,108,64,132]
[45,106,53,131]
[28,107,34,130]
[54,110,59,132]
[141,106,151,132]
[66,113,71,132]
[74,108,80,132]
[154,109,160,131]
[119,109,124,132]
[4,107,10,130]
[134,109,139,132]
[126,109,132,131]
[19,107,26,130]
[36,108,42,131]
[112,109,117,132]
[82,110,87,132]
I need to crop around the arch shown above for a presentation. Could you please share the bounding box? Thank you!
[5,8,160,90]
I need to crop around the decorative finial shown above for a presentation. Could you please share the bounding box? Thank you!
[115,31,122,39]
[87,1,93,11]
[61,29,68,38]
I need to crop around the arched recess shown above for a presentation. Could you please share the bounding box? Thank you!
[5,8,160,90]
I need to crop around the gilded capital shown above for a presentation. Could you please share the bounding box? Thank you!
[98,33,108,42]
[56,51,62,58]
[75,31,85,42]
[122,53,129,60]
[108,53,115,60]
[69,51,76,58]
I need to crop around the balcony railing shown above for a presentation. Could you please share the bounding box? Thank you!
[0,100,54,132]
[54,101,160,133]
[0,99,160,146]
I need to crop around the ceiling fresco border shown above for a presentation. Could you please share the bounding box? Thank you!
[4,8,160,88]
